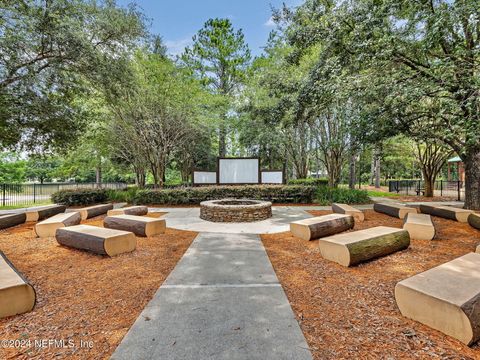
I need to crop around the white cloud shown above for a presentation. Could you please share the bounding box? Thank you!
[164,36,193,56]
[264,16,275,27]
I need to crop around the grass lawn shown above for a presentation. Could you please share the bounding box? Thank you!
[0,200,52,211]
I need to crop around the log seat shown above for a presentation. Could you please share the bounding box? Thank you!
[419,204,473,223]
[76,203,114,220]
[373,202,417,219]
[35,212,81,238]
[0,213,26,230]
[107,205,148,216]
[104,215,166,237]
[318,226,410,266]
[403,213,435,240]
[290,214,354,241]
[332,203,364,222]
[56,225,136,256]
[395,252,480,345]
[25,204,66,222]
[0,251,36,319]
[468,213,480,230]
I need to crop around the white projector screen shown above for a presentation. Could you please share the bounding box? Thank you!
[193,171,217,184]
[261,171,283,184]
[218,158,259,184]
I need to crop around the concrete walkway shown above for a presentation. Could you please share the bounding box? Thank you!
[112,232,312,360]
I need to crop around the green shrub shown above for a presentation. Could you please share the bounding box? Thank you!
[106,187,139,203]
[315,187,371,205]
[51,189,108,206]
[131,185,316,205]
[287,178,329,187]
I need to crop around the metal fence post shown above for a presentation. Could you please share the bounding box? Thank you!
[458,180,461,201]
[2,184,5,207]
[33,183,36,204]
[440,180,443,196]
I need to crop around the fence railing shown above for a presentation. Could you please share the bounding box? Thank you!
[0,182,127,208]
[388,180,464,201]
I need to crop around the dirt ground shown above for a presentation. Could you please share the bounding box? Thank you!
[262,209,480,359]
[0,213,197,359]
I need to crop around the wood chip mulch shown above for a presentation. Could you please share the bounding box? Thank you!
[0,213,197,359]
[261,209,480,359]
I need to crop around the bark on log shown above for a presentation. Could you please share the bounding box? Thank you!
[25,204,66,222]
[77,204,114,220]
[56,225,136,256]
[290,214,354,241]
[395,252,480,345]
[403,213,435,240]
[318,226,410,266]
[420,204,473,223]
[35,212,81,238]
[0,213,26,230]
[0,251,36,319]
[374,203,417,219]
[468,213,480,230]
[332,203,364,222]
[104,215,165,237]
[107,206,148,216]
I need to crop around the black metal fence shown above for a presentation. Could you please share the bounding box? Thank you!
[388,180,464,201]
[0,182,127,208]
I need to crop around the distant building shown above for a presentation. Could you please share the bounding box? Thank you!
[447,156,465,182]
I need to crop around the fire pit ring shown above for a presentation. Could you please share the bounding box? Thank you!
[200,199,272,223]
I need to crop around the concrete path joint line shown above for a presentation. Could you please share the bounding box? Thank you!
[161,283,282,289]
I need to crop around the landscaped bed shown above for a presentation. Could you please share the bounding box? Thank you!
[261,209,480,359]
[0,213,197,359]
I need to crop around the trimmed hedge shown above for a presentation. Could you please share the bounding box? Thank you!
[51,189,109,206]
[132,185,316,205]
[287,178,329,186]
[315,187,371,205]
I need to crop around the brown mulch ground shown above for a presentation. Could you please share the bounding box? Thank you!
[261,209,480,359]
[0,213,197,359]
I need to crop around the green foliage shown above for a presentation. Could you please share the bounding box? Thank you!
[51,189,108,206]
[131,185,316,205]
[315,187,371,206]
[106,187,139,203]
[287,178,329,186]
[0,153,26,183]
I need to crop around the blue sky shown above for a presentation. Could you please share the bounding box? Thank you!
[117,0,301,57]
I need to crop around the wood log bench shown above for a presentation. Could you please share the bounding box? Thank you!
[0,213,26,230]
[419,204,473,223]
[35,212,81,238]
[395,252,480,345]
[332,203,364,222]
[318,226,410,267]
[107,205,148,216]
[468,213,480,230]
[56,225,136,256]
[76,203,114,220]
[104,215,166,237]
[373,202,417,219]
[403,213,435,240]
[0,251,36,319]
[25,204,66,222]
[290,214,354,241]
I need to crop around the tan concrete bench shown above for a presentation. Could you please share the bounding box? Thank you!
[318,226,410,266]
[373,203,417,219]
[403,213,435,240]
[290,214,354,241]
[107,206,148,216]
[419,204,473,223]
[395,252,480,345]
[0,213,26,230]
[25,204,66,222]
[35,212,81,238]
[468,213,480,230]
[56,225,136,256]
[104,215,166,237]
[0,251,36,319]
[332,203,364,222]
[76,203,114,220]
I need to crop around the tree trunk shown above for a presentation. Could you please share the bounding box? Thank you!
[424,175,434,197]
[349,153,356,189]
[375,152,381,188]
[95,165,102,188]
[462,149,480,210]
[219,122,227,157]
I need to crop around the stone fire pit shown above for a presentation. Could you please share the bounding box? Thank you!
[200,199,272,223]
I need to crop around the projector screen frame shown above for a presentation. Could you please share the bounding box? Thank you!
[192,170,218,186]
[217,157,261,185]
[260,169,285,184]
